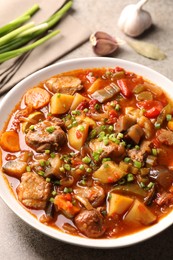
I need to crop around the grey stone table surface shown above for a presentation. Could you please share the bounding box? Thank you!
[0,0,173,259]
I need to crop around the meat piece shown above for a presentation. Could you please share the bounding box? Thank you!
[25,119,67,152]
[127,141,151,162]
[156,129,173,146]
[89,139,125,162]
[126,124,144,144]
[115,115,136,132]
[46,76,83,95]
[155,192,173,206]
[74,209,105,238]
[17,172,51,209]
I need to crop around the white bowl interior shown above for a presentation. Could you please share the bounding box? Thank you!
[0,57,173,248]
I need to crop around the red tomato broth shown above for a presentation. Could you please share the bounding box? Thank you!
[0,66,173,239]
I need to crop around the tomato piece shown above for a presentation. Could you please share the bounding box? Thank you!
[117,79,134,98]
[76,130,82,139]
[115,66,124,72]
[137,100,163,118]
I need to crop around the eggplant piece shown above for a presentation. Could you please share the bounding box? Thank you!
[91,83,120,103]
[115,115,136,132]
[45,201,55,218]
[126,124,144,144]
[156,103,173,126]
[144,185,157,206]
[149,166,173,190]
[113,183,147,197]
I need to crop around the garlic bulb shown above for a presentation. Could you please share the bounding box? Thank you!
[90,31,118,56]
[118,0,152,37]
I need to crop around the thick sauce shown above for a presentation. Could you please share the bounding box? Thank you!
[0,66,173,239]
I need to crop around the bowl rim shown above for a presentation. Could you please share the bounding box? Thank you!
[0,57,173,248]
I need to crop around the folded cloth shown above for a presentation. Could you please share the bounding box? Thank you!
[0,0,91,96]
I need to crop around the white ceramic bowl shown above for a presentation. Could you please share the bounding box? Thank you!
[0,57,173,248]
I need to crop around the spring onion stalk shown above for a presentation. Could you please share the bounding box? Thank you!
[21,4,40,17]
[0,4,40,37]
[0,24,48,53]
[0,1,72,62]
[0,1,73,55]
[0,22,35,46]
[0,30,60,63]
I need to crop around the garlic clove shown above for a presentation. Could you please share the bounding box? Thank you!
[90,31,118,56]
[118,0,152,37]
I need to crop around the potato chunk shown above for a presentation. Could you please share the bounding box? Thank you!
[93,161,126,183]
[68,123,89,151]
[124,199,157,225]
[50,93,74,114]
[70,93,89,110]
[108,193,134,216]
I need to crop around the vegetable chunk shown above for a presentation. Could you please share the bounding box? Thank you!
[24,87,50,109]
[50,93,74,114]
[68,123,89,150]
[0,131,20,152]
[93,161,127,183]
[124,199,157,225]
[108,193,134,216]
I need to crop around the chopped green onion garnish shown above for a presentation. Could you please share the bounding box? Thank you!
[78,125,85,131]
[135,145,140,150]
[95,104,100,110]
[82,156,91,164]
[127,173,134,182]
[166,114,172,121]
[46,126,55,133]
[45,149,50,154]
[134,160,142,168]
[52,190,57,196]
[83,108,89,113]
[115,104,120,111]
[154,122,161,129]
[147,182,154,189]
[103,138,109,146]
[64,164,71,171]
[79,164,85,170]
[26,166,31,172]
[64,187,72,193]
[29,125,35,130]
[60,166,65,172]
[38,170,45,176]
[50,152,56,158]
[124,157,131,163]
[102,158,111,163]
[86,167,92,173]
[49,197,54,203]
[39,160,45,167]
[117,133,123,139]
[46,178,51,182]
[152,148,157,156]
[108,125,114,132]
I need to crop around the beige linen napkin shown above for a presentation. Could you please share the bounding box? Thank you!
[0,0,90,95]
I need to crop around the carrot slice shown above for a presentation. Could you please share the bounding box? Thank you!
[24,87,50,109]
[0,131,20,152]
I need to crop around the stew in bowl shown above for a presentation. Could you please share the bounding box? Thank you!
[0,58,173,247]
